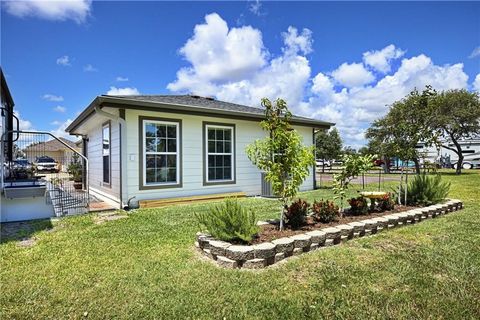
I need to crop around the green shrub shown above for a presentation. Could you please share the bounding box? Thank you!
[311,199,339,223]
[401,173,450,205]
[195,198,259,243]
[347,196,369,215]
[285,199,309,229]
[378,193,395,211]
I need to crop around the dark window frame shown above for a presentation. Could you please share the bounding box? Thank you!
[203,122,236,186]
[102,121,111,186]
[139,116,182,190]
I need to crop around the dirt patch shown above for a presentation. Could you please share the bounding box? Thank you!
[94,212,128,224]
[1,219,54,245]
[17,237,37,248]
[251,205,418,244]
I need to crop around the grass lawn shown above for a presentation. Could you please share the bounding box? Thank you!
[1,170,479,319]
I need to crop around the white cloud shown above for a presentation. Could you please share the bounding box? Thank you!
[13,111,33,131]
[248,0,265,16]
[50,119,73,138]
[42,94,64,102]
[50,120,61,126]
[282,26,313,56]
[168,14,312,108]
[363,44,405,73]
[53,105,66,113]
[473,74,480,92]
[83,64,98,72]
[469,46,480,59]
[116,76,129,82]
[56,55,71,66]
[167,13,476,148]
[167,13,267,93]
[3,0,92,23]
[331,62,375,88]
[106,86,140,95]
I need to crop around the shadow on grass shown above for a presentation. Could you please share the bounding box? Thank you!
[1,219,53,244]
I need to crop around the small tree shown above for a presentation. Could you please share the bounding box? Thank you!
[315,128,342,172]
[332,154,374,216]
[246,98,315,230]
[365,86,437,174]
[431,89,480,174]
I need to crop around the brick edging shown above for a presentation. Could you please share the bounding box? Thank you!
[195,199,463,269]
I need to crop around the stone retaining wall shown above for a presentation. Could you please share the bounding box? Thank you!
[195,199,463,269]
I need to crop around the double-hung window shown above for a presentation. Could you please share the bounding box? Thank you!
[102,122,111,185]
[204,123,235,184]
[142,118,181,188]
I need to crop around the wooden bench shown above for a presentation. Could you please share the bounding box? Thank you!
[138,192,247,208]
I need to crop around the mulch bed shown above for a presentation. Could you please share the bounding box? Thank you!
[251,205,418,244]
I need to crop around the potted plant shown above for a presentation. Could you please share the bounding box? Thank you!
[73,170,83,190]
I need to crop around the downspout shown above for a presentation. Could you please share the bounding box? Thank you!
[94,106,128,209]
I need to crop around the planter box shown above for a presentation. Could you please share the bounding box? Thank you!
[195,199,464,269]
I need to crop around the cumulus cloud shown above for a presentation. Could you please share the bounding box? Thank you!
[42,94,64,102]
[13,111,33,131]
[167,13,475,148]
[53,105,66,113]
[363,44,405,73]
[473,74,480,92]
[469,46,480,59]
[56,55,71,66]
[167,13,267,94]
[331,62,375,88]
[116,76,129,82]
[106,86,140,95]
[168,13,312,108]
[3,0,92,23]
[50,118,73,138]
[83,64,98,72]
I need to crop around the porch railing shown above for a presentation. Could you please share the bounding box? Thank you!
[1,130,89,216]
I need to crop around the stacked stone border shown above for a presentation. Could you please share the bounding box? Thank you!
[195,199,463,269]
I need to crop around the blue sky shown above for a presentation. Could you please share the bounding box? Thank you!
[1,1,479,148]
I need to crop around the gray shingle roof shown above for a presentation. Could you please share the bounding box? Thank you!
[66,94,334,133]
[102,94,330,124]
[24,137,79,152]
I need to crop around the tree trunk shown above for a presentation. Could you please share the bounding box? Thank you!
[413,158,421,174]
[456,153,464,175]
[383,155,390,174]
[444,132,463,175]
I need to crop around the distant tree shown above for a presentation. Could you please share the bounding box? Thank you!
[315,128,342,172]
[431,89,480,174]
[342,146,357,156]
[246,98,315,230]
[365,86,437,174]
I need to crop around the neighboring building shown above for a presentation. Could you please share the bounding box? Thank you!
[66,95,333,208]
[23,137,81,171]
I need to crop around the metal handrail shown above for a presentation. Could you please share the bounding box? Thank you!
[0,130,89,209]
[0,107,20,142]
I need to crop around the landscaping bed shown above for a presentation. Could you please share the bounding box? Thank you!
[253,204,418,244]
[196,199,463,269]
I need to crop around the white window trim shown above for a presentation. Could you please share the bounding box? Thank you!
[102,122,111,186]
[143,119,180,186]
[205,124,235,183]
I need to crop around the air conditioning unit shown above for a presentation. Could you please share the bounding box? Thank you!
[261,172,275,197]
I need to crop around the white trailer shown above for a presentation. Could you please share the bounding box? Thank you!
[416,138,480,169]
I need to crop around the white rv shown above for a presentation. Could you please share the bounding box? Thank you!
[416,137,480,169]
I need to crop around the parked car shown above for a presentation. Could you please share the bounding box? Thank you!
[316,159,331,168]
[13,159,33,170]
[34,156,59,173]
[373,159,385,166]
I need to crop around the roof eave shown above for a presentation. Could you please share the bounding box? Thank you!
[66,96,334,133]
